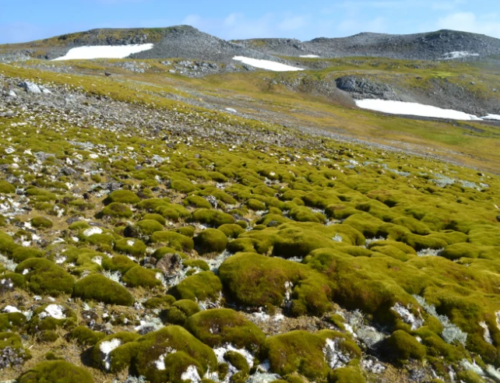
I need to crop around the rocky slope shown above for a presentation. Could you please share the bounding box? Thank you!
[1,72,500,383]
[3,27,500,63]
[233,30,500,60]
[0,26,276,62]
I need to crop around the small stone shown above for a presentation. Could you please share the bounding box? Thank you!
[156,253,183,276]
[18,81,42,94]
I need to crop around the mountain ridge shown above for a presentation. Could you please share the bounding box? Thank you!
[2,26,500,62]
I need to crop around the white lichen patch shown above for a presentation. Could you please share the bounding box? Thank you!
[391,302,424,330]
[323,338,351,369]
[417,248,443,257]
[479,321,493,344]
[154,347,177,370]
[361,357,386,374]
[213,344,254,367]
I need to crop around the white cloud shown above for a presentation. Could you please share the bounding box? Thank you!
[437,12,500,38]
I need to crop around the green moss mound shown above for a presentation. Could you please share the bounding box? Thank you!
[15,258,74,296]
[106,326,217,383]
[30,216,53,229]
[163,299,201,325]
[0,332,30,363]
[68,326,105,346]
[169,271,222,301]
[114,238,147,257]
[102,202,133,218]
[185,308,265,351]
[328,367,366,383]
[218,224,245,239]
[219,252,333,316]
[385,330,426,362]
[11,247,44,263]
[122,266,162,288]
[102,254,137,274]
[17,360,94,383]
[262,330,361,380]
[0,312,27,332]
[136,219,164,235]
[73,274,134,306]
[191,209,235,227]
[0,180,16,194]
[194,229,228,254]
[151,231,194,251]
[105,190,140,205]
[143,213,167,225]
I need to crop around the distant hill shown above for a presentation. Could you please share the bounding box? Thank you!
[1,26,500,62]
[0,26,274,62]
[232,30,500,60]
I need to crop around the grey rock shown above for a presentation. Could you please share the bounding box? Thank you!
[156,253,183,276]
[66,217,82,224]
[18,81,42,94]
[34,151,55,161]
[61,167,77,175]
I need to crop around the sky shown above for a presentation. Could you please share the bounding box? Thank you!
[0,0,499,44]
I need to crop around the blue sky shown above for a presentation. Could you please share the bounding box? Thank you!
[1,0,499,44]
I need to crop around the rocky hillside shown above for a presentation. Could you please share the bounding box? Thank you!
[3,27,500,63]
[1,69,500,383]
[0,26,275,62]
[233,30,500,60]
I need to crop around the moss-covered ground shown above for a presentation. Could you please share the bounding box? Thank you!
[0,55,500,382]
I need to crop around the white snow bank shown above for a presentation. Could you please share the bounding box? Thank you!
[181,365,202,382]
[3,305,21,313]
[355,99,482,121]
[41,304,66,320]
[53,44,154,61]
[443,51,479,60]
[300,54,320,58]
[483,114,500,121]
[100,338,122,370]
[233,56,303,72]
[83,227,103,237]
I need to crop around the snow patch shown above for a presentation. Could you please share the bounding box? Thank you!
[40,304,66,320]
[3,305,20,313]
[300,54,320,58]
[154,347,176,370]
[233,56,303,72]
[84,227,103,237]
[213,344,254,367]
[443,51,480,60]
[53,44,154,61]
[181,365,202,383]
[355,99,482,121]
[483,114,500,121]
[100,338,122,370]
